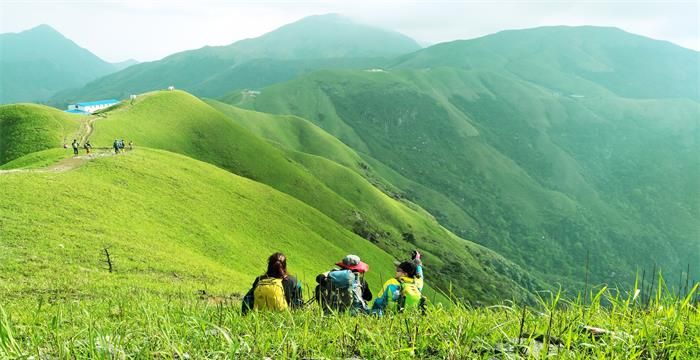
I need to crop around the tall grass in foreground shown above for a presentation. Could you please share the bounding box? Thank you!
[1,281,698,359]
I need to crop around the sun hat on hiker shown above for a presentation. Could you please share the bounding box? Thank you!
[336,254,369,273]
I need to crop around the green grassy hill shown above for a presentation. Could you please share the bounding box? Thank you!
[233,53,699,289]
[0,148,407,300]
[0,103,81,164]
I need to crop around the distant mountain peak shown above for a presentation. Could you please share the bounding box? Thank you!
[229,13,421,59]
[24,24,62,36]
[0,23,119,104]
[30,24,56,31]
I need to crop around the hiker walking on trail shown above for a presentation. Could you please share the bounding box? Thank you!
[83,140,92,154]
[371,250,426,315]
[113,139,120,154]
[71,139,79,155]
[315,254,373,315]
[242,252,303,314]
[119,139,125,152]
[128,140,133,151]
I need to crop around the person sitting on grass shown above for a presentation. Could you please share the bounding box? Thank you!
[315,254,373,315]
[371,250,425,315]
[242,252,303,314]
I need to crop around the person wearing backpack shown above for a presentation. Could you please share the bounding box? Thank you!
[71,139,79,155]
[371,250,425,315]
[242,252,303,314]
[315,254,373,315]
[83,140,92,154]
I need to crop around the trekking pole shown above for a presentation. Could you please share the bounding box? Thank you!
[304,296,316,307]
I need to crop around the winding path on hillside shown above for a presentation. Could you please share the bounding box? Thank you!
[0,114,118,175]
[0,150,119,175]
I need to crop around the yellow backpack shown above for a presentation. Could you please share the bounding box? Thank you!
[253,277,288,311]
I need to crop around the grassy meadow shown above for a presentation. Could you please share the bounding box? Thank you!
[1,282,698,359]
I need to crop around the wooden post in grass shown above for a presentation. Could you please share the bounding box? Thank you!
[103,247,113,273]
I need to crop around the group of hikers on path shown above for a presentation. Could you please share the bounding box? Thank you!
[67,139,92,155]
[242,250,425,316]
[113,139,133,154]
[66,139,133,155]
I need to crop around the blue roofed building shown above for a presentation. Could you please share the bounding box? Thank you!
[66,99,119,114]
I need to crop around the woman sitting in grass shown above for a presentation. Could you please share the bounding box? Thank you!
[371,250,425,315]
[242,252,303,314]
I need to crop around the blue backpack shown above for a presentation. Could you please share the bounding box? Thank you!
[317,270,367,314]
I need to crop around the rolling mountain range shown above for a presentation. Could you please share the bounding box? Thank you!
[229,26,699,288]
[1,16,698,302]
[50,14,421,104]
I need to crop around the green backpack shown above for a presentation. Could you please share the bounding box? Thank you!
[398,280,423,311]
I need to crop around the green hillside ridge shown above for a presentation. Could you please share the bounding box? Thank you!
[0,25,120,103]
[209,99,481,235]
[0,148,411,300]
[50,14,420,105]
[206,100,369,175]
[83,90,539,302]
[208,99,481,244]
[0,103,81,164]
[233,63,699,288]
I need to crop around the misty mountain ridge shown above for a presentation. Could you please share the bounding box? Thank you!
[0,24,124,104]
[393,25,700,101]
[50,14,422,103]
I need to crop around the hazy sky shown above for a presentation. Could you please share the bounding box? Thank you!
[1,0,698,63]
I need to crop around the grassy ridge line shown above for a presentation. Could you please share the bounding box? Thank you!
[208,99,480,239]
[0,147,407,299]
[0,103,82,165]
[206,100,366,173]
[90,90,360,227]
